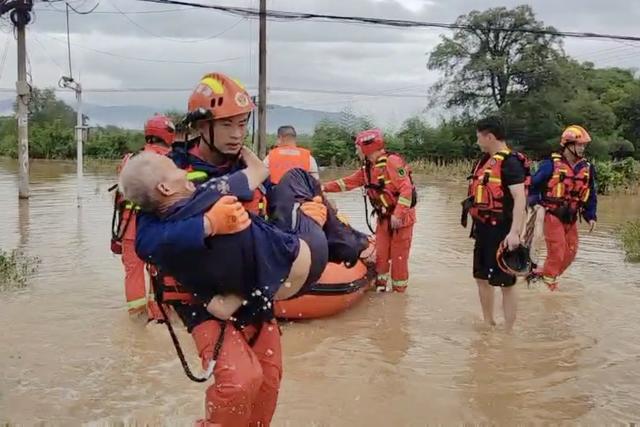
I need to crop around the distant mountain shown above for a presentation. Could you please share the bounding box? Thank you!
[263,105,343,134]
[0,98,13,112]
[0,98,342,134]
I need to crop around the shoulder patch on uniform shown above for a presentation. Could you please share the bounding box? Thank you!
[397,167,406,177]
[216,177,231,194]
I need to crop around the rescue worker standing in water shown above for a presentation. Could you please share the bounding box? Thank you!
[112,114,176,317]
[529,125,597,291]
[134,72,326,426]
[462,117,528,332]
[264,125,320,183]
[323,128,417,293]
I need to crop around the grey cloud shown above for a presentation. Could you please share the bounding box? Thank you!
[2,0,639,127]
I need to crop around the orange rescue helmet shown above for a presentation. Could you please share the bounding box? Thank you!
[187,72,255,120]
[144,114,176,145]
[560,125,591,146]
[355,128,385,156]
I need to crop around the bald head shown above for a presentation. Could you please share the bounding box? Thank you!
[119,151,194,213]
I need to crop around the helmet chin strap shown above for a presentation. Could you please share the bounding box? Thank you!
[201,120,243,163]
[565,142,584,159]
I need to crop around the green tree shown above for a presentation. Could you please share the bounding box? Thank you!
[427,5,562,112]
[27,87,76,126]
[85,126,144,158]
[311,120,357,166]
[615,86,640,158]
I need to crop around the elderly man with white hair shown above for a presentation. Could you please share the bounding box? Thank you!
[120,146,329,320]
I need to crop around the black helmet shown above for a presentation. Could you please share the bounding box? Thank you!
[496,244,533,276]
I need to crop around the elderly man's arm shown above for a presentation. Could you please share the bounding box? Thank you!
[135,213,208,263]
[240,146,269,190]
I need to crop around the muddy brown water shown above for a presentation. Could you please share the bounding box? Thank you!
[1,159,639,426]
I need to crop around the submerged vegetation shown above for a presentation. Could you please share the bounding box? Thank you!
[0,249,40,291]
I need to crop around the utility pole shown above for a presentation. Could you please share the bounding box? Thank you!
[58,2,84,205]
[257,0,267,159]
[1,0,35,199]
[0,0,34,199]
[16,11,29,199]
[59,76,84,204]
[75,82,83,203]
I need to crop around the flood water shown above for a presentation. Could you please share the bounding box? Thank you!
[1,158,639,426]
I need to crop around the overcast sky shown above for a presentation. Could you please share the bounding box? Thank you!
[1,0,639,128]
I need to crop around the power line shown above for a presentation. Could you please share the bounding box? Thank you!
[108,0,246,43]
[40,0,100,15]
[30,33,65,73]
[0,85,429,97]
[0,34,10,79]
[65,2,73,77]
[66,1,100,14]
[34,5,189,14]
[137,0,640,44]
[293,85,429,110]
[35,32,247,64]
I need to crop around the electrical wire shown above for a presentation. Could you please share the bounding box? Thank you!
[136,0,640,44]
[30,33,65,73]
[109,0,245,43]
[65,2,73,77]
[36,32,247,64]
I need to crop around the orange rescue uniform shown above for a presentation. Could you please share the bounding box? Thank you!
[324,152,416,292]
[151,142,280,426]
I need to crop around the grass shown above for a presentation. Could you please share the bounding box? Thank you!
[0,249,40,291]
[410,159,474,180]
[619,220,640,263]
[324,159,474,181]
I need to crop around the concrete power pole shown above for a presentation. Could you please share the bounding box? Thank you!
[75,83,83,204]
[0,0,34,199]
[257,0,267,159]
[16,0,31,199]
[59,76,84,204]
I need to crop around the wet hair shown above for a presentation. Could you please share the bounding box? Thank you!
[476,116,506,141]
[277,125,297,138]
[118,152,165,212]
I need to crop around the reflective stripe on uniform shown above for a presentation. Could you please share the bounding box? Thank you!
[475,185,484,204]
[337,179,347,192]
[398,196,412,207]
[127,297,147,310]
[187,171,209,181]
[124,201,141,211]
[377,274,389,282]
[392,279,408,287]
[553,172,566,198]
[336,213,350,225]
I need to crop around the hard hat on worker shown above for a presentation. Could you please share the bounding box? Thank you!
[144,114,176,146]
[187,72,255,121]
[355,128,385,156]
[560,125,591,146]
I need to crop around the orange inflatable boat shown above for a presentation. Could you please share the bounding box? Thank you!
[274,256,375,320]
